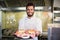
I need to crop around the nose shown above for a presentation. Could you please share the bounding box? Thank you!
[29,9,32,12]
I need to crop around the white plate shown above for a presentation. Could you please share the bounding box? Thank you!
[21,34,30,38]
[22,36,30,38]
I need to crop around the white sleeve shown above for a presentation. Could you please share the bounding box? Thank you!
[18,19,24,30]
[36,19,42,34]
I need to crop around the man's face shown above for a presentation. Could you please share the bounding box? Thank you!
[26,6,34,17]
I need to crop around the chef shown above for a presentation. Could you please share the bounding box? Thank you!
[18,3,42,40]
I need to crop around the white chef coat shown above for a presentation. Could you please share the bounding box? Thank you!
[18,16,42,34]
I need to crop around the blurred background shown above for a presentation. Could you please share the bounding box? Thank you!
[0,0,60,40]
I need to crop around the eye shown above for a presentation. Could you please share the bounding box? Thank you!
[31,9,33,10]
[27,9,30,11]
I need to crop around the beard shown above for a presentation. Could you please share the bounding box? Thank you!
[27,13,34,17]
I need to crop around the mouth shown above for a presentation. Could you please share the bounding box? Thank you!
[27,13,34,17]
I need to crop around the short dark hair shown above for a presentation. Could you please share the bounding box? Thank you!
[26,3,35,9]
